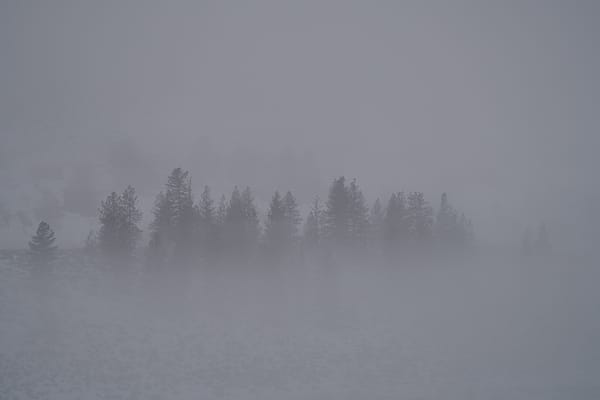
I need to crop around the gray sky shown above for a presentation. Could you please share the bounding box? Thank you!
[1,0,599,248]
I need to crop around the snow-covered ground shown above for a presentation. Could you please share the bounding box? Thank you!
[1,254,599,399]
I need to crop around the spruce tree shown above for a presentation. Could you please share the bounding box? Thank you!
[384,192,407,245]
[198,185,218,257]
[166,168,195,254]
[98,186,142,263]
[283,191,301,242]
[241,186,261,251]
[216,194,227,227]
[323,176,350,246]
[406,192,433,245]
[264,191,287,255]
[435,193,458,246]
[348,178,369,245]
[224,186,260,257]
[303,197,322,249]
[119,185,142,256]
[149,168,195,265]
[98,192,122,257]
[29,221,57,270]
[369,198,384,245]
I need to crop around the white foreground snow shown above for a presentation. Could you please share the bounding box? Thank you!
[1,254,599,399]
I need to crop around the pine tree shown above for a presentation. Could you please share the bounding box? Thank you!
[216,194,227,226]
[406,192,433,245]
[323,176,350,246]
[98,186,143,262]
[348,178,369,245]
[283,191,302,242]
[369,198,384,245]
[264,191,287,254]
[435,193,459,245]
[148,168,195,265]
[29,221,57,270]
[166,168,195,253]
[241,186,261,250]
[119,185,142,256]
[223,186,260,257]
[98,191,122,257]
[384,192,407,245]
[149,191,171,259]
[198,185,218,257]
[303,197,322,248]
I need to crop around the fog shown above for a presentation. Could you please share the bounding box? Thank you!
[1,0,599,248]
[2,253,600,399]
[1,0,600,398]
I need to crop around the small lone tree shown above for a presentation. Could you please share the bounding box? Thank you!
[29,221,57,273]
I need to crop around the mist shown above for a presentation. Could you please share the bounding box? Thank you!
[1,0,600,398]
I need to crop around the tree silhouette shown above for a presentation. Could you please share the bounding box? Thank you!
[29,221,57,273]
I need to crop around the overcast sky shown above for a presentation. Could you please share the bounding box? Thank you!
[1,0,599,248]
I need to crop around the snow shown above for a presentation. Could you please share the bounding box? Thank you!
[1,254,599,399]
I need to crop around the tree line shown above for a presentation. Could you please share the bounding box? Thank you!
[27,168,476,272]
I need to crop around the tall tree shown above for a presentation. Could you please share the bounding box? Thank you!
[149,168,195,265]
[98,191,123,258]
[323,176,350,246]
[28,221,57,272]
[223,186,260,258]
[435,193,458,245]
[384,192,407,245]
[119,185,143,256]
[216,194,227,227]
[264,191,287,254]
[369,198,384,245]
[406,192,433,244]
[348,178,369,245]
[241,186,261,250]
[283,191,302,242]
[98,187,143,262]
[197,185,218,257]
[303,197,322,249]
[166,168,195,253]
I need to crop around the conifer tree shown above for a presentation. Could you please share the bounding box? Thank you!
[348,178,369,245]
[216,194,227,227]
[241,186,261,250]
[29,221,57,271]
[166,168,195,252]
[148,168,194,265]
[436,192,459,245]
[119,185,143,256]
[303,197,322,249]
[406,192,433,244]
[264,191,287,254]
[223,186,260,257]
[98,192,123,257]
[98,186,142,263]
[198,185,218,257]
[384,192,407,245]
[283,191,302,242]
[323,176,350,246]
[369,198,384,244]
